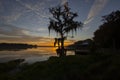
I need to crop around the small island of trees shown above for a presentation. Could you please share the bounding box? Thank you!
[0,43,37,51]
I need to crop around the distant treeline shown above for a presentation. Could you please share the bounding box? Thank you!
[0,43,37,51]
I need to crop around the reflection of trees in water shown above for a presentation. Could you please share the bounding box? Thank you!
[0,43,37,51]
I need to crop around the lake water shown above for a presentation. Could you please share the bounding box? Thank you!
[0,47,74,63]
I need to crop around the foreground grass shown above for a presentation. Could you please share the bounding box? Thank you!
[1,54,120,80]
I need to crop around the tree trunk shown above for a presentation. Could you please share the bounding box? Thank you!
[61,38,65,57]
[59,36,66,57]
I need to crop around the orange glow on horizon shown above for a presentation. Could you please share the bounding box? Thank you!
[27,39,74,47]
[0,39,74,47]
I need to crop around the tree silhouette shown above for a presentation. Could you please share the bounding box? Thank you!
[93,10,120,49]
[48,3,83,56]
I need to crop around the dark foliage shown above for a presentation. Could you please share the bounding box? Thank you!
[93,10,120,49]
[1,55,120,80]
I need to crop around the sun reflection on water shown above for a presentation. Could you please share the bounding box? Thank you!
[0,46,74,63]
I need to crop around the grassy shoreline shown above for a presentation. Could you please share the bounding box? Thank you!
[0,54,120,80]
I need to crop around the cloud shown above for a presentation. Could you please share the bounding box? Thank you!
[0,23,46,39]
[15,0,52,19]
[0,23,52,43]
[0,13,23,23]
[0,0,51,23]
[61,0,68,5]
[0,0,64,23]
[0,35,52,44]
[84,0,109,24]
[0,0,29,23]
[0,24,30,37]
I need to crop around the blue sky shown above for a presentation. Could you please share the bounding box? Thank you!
[0,0,120,45]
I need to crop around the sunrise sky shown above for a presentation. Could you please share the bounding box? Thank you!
[0,0,120,46]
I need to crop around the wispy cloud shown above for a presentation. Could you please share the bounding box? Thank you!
[0,23,52,43]
[61,0,68,5]
[15,0,52,19]
[0,0,28,23]
[0,0,57,23]
[0,13,23,23]
[0,24,30,37]
[0,0,66,24]
[0,23,45,38]
[84,0,109,24]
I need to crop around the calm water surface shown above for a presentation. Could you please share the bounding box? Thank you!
[0,47,74,63]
